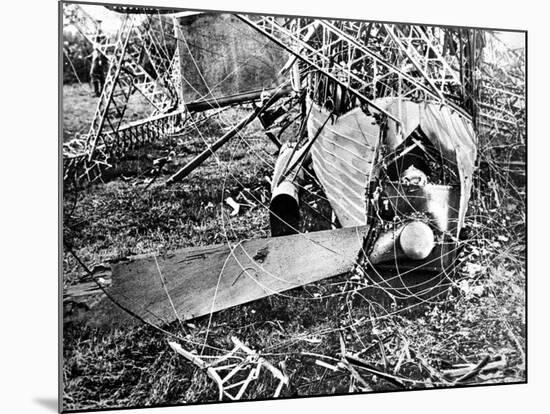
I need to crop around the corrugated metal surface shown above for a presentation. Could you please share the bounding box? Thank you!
[307,100,380,227]
[307,98,476,234]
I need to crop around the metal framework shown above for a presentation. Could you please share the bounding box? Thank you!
[62,4,183,186]
[477,34,525,137]
[62,4,118,57]
[62,6,524,187]
[169,338,288,401]
[236,16,482,119]
[237,15,523,138]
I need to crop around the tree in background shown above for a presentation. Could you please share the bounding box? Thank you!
[63,30,94,84]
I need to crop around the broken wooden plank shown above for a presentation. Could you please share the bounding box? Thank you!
[442,356,507,381]
[63,280,110,300]
[89,226,369,327]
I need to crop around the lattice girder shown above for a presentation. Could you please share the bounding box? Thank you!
[63,8,185,187]
[63,4,118,60]
[238,15,479,123]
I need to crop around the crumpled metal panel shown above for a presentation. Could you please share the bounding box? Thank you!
[421,104,476,234]
[307,99,380,227]
[307,98,476,239]
[377,99,477,235]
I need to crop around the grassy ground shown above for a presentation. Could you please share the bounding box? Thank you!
[62,84,97,142]
[62,84,526,411]
[62,83,154,143]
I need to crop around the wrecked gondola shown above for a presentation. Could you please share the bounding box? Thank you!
[63,10,494,326]
[270,87,476,277]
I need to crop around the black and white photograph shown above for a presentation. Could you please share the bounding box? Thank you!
[60,1,526,412]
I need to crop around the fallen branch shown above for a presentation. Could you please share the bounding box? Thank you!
[442,355,507,384]
[344,353,407,389]
[341,359,374,392]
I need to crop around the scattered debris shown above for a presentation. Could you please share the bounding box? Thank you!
[442,355,507,383]
[225,197,241,216]
[168,337,288,401]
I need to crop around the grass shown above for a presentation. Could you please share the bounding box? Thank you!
[62,83,153,143]
[62,84,526,412]
[62,84,97,142]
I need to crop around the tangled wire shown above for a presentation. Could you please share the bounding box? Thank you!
[62,17,525,406]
